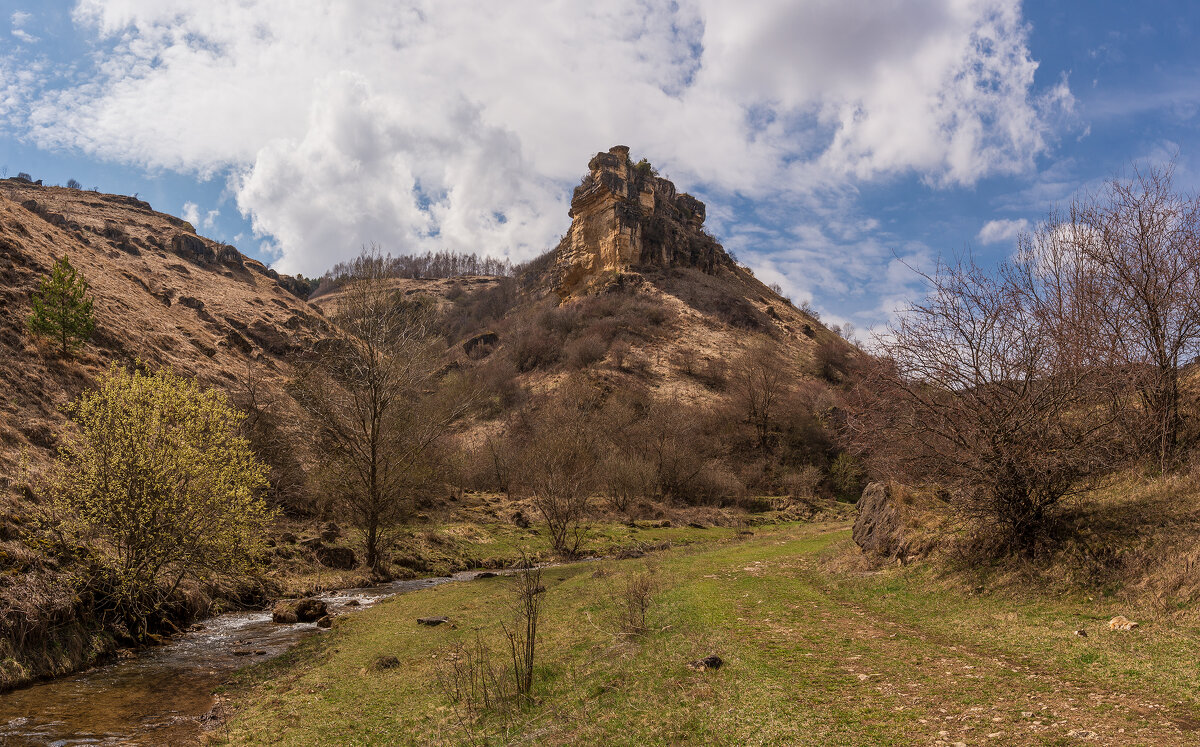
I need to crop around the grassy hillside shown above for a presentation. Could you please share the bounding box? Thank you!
[213,522,1200,745]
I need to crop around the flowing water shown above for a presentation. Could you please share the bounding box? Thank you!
[0,571,488,746]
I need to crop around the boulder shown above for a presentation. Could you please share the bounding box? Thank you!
[271,603,298,624]
[272,598,328,624]
[512,510,530,529]
[294,599,328,622]
[474,571,498,580]
[852,482,910,561]
[316,615,334,629]
[315,545,357,570]
[417,616,450,626]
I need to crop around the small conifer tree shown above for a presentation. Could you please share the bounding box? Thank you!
[28,255,95,356]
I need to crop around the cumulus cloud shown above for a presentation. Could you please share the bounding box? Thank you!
[977,218,1031,244]
[180,201,199,226]
[6,0,1065,278]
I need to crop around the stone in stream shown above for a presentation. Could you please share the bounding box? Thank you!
[417,616,450,626]
[344,599,361,606]
[474,571,498,579]
[272,598,328,624]
[316,615,334,629]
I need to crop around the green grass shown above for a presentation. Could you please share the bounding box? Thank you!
[214,523,1200,745]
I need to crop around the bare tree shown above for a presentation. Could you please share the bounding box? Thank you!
[732,342,789,455]
[516,383,600,556]
[521,425,598,557]
[847,255,1120,553]
[1058,163,1200,467]
[292,256,470,570]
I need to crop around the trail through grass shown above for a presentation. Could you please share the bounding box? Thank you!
[215,523,1200,745]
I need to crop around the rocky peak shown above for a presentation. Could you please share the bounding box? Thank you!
[554,146,729,296]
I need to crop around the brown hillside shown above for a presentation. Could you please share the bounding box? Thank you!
[0,179,327,500]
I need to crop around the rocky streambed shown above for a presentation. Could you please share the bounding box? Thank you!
[0,570,492,746]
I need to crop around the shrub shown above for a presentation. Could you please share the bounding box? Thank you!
[503,563,544,699]
[66,178,82,190]
[617,568,657,636]
[782,465,824,499]
[829,453,864,500]
[508,324,562,372]
[52,364,274,639]
[565,333,608,370]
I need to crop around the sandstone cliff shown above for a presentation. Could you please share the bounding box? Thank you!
[554,146,730,296]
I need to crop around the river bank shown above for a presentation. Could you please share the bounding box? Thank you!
[0,513,764,744]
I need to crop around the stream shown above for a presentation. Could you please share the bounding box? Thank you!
[0,570,491,746]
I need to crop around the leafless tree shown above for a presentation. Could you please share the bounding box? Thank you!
[292,256,471,570]
[847,255,1121,553]
[731,342,789,455]
[515,382,601,556]
[521,424,598,557]
[1056,163,1200,467]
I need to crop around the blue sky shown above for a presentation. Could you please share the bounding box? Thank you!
[1,1,1198,331]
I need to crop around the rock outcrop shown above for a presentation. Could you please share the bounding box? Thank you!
[852,482,922,562]
[554,146,730,296]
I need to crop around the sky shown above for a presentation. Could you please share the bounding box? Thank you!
[1,1,1198,332]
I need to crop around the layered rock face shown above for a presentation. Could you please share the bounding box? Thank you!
[555,146,729,296]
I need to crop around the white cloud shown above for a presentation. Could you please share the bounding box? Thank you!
[10,10,37,43]
[976,218,1030,244]
[6,0,1065,276]
[180,201,199,226]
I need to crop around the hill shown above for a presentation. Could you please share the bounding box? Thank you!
[0,180,332,508]
[0,149,860,692]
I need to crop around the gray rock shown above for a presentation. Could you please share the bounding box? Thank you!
[852,482,916,561]
[272,598,328,624]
